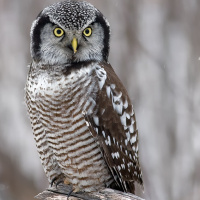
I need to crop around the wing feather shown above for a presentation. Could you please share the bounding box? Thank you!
[84,62,143,193]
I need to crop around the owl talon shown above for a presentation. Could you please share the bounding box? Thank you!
[72,186,80,193]
[67,188,73,200]
[50,177,57,187]
[50,174,65,188]
[67,186,80,200]
[56,180,64,188]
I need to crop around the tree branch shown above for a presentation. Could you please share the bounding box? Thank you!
[35,185,144,200]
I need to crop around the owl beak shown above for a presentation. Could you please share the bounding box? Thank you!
[71,37,78,54]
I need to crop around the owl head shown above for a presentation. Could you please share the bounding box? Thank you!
[30,0,110,66]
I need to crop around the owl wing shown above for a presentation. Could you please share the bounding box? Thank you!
[84,62,143,193]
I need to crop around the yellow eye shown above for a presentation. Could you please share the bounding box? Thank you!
[83,27,92,37]
[54,27,64,37]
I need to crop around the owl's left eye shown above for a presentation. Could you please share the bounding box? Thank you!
[54,27,64,37]
[83,27,92,37]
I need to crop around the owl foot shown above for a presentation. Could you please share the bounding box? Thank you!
[63,178,80,198]
[72,185,80,193]
[50,174,66,188]
[67,185,80,200]
[47,185,95,200]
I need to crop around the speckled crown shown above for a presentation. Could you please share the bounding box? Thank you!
[42,0,98,30]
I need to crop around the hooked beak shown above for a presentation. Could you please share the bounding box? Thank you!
[71,37,78,54]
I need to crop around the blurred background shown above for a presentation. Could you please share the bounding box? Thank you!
[0,0,199,199]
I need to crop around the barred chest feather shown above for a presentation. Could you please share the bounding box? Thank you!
[26,61,113,191]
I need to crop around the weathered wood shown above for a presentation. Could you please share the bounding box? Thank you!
[35,185,144,200]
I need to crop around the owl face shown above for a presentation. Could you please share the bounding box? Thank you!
[30,1,110,66]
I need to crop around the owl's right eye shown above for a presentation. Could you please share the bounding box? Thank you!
[54,27,64,37]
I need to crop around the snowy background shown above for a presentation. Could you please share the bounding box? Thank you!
[0,0,199,200]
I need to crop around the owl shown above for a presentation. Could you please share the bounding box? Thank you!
[25,0,143,194]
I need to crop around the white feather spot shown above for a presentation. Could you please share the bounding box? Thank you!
[121,164,125,169]
[127,162,134,171]
[93,116,99,126]
[105,135,111,146]
[132,145,136,151]
[134,171,138,176]
[130,134,137,144]
[102,130,106,138]
[113,137,116,144]
[113,101,123,115]
[95,127,98,133]
[113,92,122,102]
[116,141,119,147]
[124,99,128,109]
[110,84,116,89]
[111,91,124,115]
[131,118,135,125]
[85,121,89,126]
[126,113,131,119]
[129,125,134,133]
[106,86,111,98]
[120,112,127,126]
[126,132,131,141]
[115,152,120,159]
[111,152,120,159]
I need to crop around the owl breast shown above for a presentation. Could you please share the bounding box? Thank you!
[26,62,113,191]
